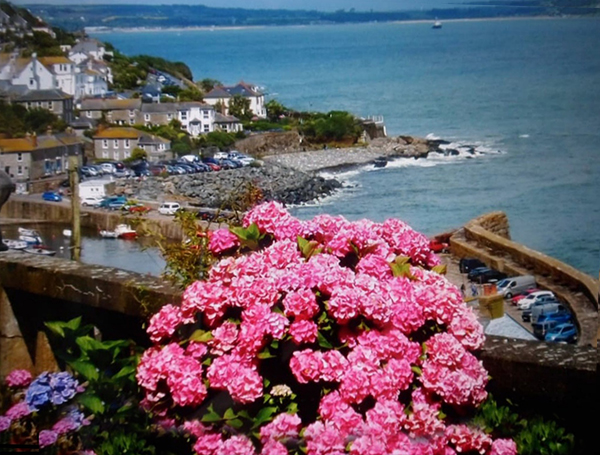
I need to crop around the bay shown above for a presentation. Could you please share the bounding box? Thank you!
[92,18,599,277]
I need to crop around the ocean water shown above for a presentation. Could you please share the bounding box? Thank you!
[93,18,600,277]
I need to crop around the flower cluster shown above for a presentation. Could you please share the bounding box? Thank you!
[138,202,516,455]
[0,370,92,453]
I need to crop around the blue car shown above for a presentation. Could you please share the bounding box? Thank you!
[42,191,62,202]
[544,323,578,344]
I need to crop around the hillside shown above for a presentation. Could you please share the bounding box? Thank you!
[21,1,599,31]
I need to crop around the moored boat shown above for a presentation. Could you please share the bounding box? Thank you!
[18,227,43,244]
[24,246,56,256]
[2,239,28,250]
[99,229,119,238]
[432,19,442,29]
[114,224,138,240]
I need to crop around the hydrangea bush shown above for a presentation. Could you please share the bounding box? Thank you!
[138,202,516,455]
[0,369,93,453]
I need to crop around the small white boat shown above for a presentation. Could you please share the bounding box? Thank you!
[18,227,43,244]
[24,246,56,256]
[63,229,72,237]
[99,229,119,239]
[2,239,28,250]
[432,19,442,29]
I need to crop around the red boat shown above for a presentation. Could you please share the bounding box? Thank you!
[114,224,138,240]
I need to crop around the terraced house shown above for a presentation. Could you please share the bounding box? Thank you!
[93,127,171,162]
[0,131,83,194]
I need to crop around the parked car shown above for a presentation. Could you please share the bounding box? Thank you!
[533,304,572,325]
[521,298,562,322]
[474,268,507,284]
[516,290,557,311]
[467,266,491,281]
[544,322,578,343]
[459,258,485,274]
[99,196,127,209]
[81,196,104,207]
[510,287,542,306]
[532,319,562,340]
[126,204,152,214]
[228,151,254,166]
[99,162,116,174]
[42,191,62,202]
[80,166,99,178]
[496,275,536,299]
[213,151,229,160]
[429,239,449,253]
[158,202,182,215]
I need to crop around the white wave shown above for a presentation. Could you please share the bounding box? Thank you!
[425,133,442,140]
[519,134,530,138]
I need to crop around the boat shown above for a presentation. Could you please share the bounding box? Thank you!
[17,227,43,244]
[432,20,442,29]
[2,239,28,250]
[63,229,72,237]
[115,224,138,240]
[24,246,56,256]
[99,229,119,239]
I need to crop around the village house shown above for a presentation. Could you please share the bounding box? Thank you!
[0,130,83,194]
[214,112,243,133]
[79,98,142,125]
[204,81,267,119]
[68,38,112,64]
[13,88,74,123]
[93,127,172,162]
[177,101,216,137]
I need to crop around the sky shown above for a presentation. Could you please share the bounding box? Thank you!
[13,1,457,12]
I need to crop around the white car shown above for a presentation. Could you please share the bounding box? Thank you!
[516,290,556,310]
[80,196,104,207]
[158,202,182,215]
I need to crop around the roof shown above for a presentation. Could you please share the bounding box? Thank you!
[93,127,140,139]
[0,133,83,153]
[205,81,263,99]
[138,132,169,145]
[214,112,240,124]
[38,56,72,66]
[16,89,72,101]
[80,98,141,111]
[177,101,212,110]
[70,39,104,54]
[0,137,35,152]
[204,86,232,99]
[141,103,176,114]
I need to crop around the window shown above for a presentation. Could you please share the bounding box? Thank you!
[129,119,135,125]
[86,110,92,118]
[29,78,34,87]
[203,110,209,119]
[55,157,62,172]
[17,166,23,176]
[129,110,135,117]
[167,114,173,120]
[47,101,53,111]
[26,102,32,109]
[102,140,108,149]
[113,151,119,160]
[124,139,130,149]
[180,111,188,121]
[203,124,210,132]
[17,153,22,162]
[102,150,109,159]
[159,144,165,151]
[144,114,150,121]
[44,159,52,175]
[113,139,119,148]
[124,150,131,159]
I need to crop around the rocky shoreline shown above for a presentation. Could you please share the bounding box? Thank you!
[114,135,458,209]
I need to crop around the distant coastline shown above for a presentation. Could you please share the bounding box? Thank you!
[85,15,578,34]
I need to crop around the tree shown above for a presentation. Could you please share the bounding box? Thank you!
[198,78,221,93]
[266,99,286,122]
[178,86,204,102]
[229,94,252,121]
[130,147,147,161]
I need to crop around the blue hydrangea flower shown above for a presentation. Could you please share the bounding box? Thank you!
[25,371,52,411]
[49,372,79,406]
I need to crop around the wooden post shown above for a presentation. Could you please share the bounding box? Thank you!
[69,156,81,261]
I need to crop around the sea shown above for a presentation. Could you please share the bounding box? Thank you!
[86,17,599,278]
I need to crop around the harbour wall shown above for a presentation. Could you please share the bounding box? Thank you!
[0,251,596,454]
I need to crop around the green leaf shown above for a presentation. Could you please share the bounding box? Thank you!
[69,360,99,381]
[257,350,276,359]
[78,393,105,414]
[317,331,333,349]
[112,365,136,380]
[394,256,411,265]
[76,336,107,353]
[65,316,83,331]
[297,236,322,259]
[201,405,222,423]
[411,365,422,376]
[432,264,447,275]
[252,406,278,429]
[223,408,236,420]
[226,418,244,429]
[44,321,66,337]
[189,329,213,343]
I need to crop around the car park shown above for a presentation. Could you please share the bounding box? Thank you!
[510,287,542,306]
[544,322,578,343]
[158,202,182,215]
[516,291,557,311]
[42,191,62,202]
[496,275,536,299]
[459,258,485,274]
[81,196,104,207]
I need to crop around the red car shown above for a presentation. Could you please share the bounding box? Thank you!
[429,239,449,253]
[510,288,541,306]
[127,204,152,214]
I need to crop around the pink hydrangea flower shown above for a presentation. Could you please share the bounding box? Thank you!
[5,369,33,388]
[5,401,31,420]
[208,227,240,254]
[38,429,58,448]
[146,304,183,343]
[490,438,518,455]
[289,319,318,344]
[259,412,301,443]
